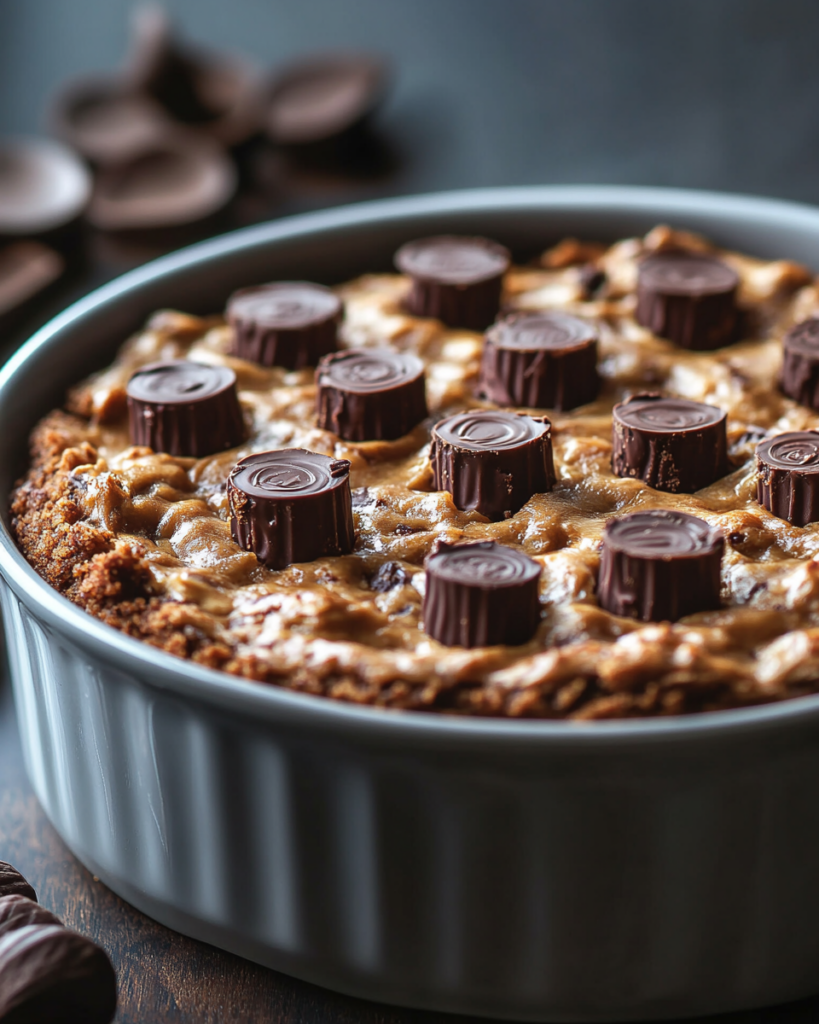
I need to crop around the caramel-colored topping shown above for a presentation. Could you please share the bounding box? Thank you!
[12,227,819,718]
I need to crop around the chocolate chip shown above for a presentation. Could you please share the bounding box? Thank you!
[598,510,724,622]
[781,318,819,411]
[127,360,245,457]
[756,431,819,526]
[0,896,63,937]
[228,449,355,569]
[395,236,511,331]
[351,487,373,508]
[370,561,410,592]
[0,925,117,1024]
[0,863,36,903]
[636,252,740,350]
[227,282,341,369]
[578,264,606,298]
[430,410,555,521]
[612,392,729,493]
[423,541,542,647]
[480,311,600,411]
[316,348,427,441]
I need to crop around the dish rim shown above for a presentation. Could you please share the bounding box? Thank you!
[4,182,819,748]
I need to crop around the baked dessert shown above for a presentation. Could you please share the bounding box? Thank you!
[12,224,819,719]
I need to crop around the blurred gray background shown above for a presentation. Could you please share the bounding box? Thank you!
[2,0,819,203]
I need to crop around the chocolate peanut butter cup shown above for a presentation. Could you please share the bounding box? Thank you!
[781,318,819,411]
[423,541,541,648]
[636,252,740,350]
[127,360,245,458]
[598,510,724,622]
[395,235,511,331]
[316,348,427,441]
[227,282,341,369]
[228,449,354,569]
[430,410,555,521]
[612,393,729,493]
[480,310,600,410]
[756,431,819,526]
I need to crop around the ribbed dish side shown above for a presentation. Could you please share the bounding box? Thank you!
[6,581,819,1021]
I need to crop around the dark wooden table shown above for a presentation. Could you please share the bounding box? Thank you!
[6,2,819,1020]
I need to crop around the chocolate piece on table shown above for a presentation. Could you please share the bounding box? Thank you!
[51,77,171,165]
[423,541,541,648]
[578,263,606,298]
[781,318,819,411]
[394,236,511,331]
[0,242,64,318]
[431,410,555,521]
[228,449,355,569]
[316,348,427,441]
[126,5,260,147]
[0,925,117,1024]
[0,863,36,903]
[228,282,341,369]
[264,53,389,145]
[612,392,729,493]
[636,252,740,350]
[598,509,724,622]
[756,431,819,526]
[0,896,63,937]
[87,134,237,230]
[480,311,600,411]
[127,360,245,457]
[0,138,91,235]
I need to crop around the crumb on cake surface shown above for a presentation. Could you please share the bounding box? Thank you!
[12,224,819,719]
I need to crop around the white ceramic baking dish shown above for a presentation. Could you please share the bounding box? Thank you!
[4,187,819,1022]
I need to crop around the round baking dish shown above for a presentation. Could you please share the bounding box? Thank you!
[4,186,819,1022]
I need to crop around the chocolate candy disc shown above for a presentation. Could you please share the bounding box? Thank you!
[636,252,740,350]
[598,510,724,622]
[423,541,542,648]
[228,449,355,569]
[0,924,118,1024]
[227,282,342,369]
[316,348,428,441]
[0,862,36,903]
[0,896,63,937]
[394,235,511,331]
[127,360,245,458]
[612,393,729,493]
[480,311,600,410]
[756,431,819,526]
[781,318,819,411]
[430,410,556,521]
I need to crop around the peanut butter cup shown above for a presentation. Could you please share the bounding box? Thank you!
[316,348,427,441]
[227,282,341,369]
[636,252,739,350]
[756,431,819,526]
[395,235,510,331]
[598,510,724,622]
[781,318,819,411]
[127,360,245,457]
[480,311,599,410]
[423,541,541,648]
[228,449,355,569]
[612,393,728,493]
[430,410,555,521]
